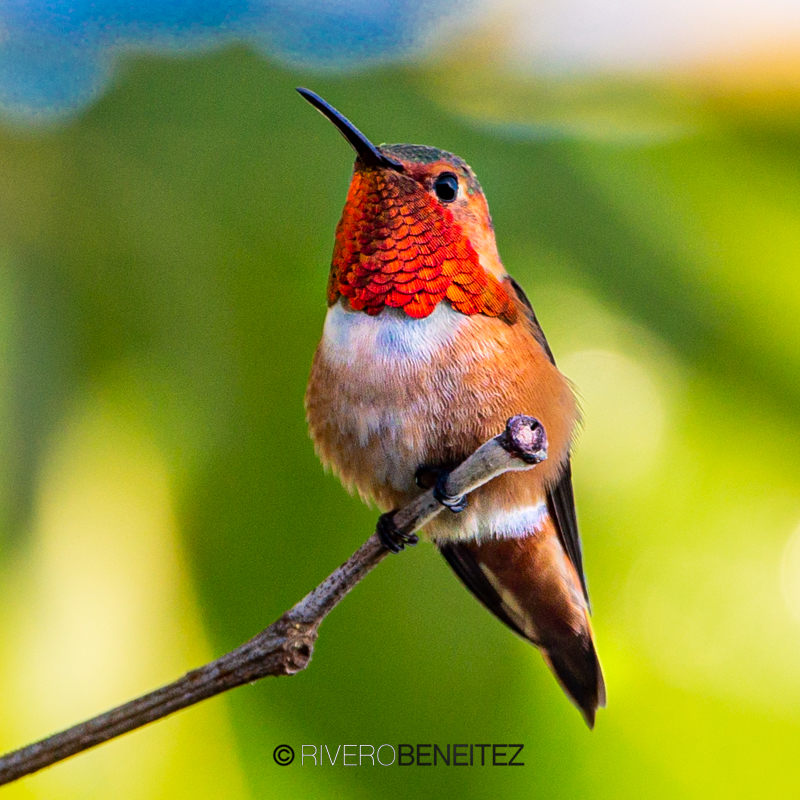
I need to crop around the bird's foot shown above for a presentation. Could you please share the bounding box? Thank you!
[376,511,419,554]
[415,464,468,513]
[433,470,467,513]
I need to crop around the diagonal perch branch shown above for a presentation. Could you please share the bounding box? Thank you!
[0,414,548,787]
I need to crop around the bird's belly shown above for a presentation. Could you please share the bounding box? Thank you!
[305,299,578,540]
[306,302,467,504]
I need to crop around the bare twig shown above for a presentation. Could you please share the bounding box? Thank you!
[0,414,547,787]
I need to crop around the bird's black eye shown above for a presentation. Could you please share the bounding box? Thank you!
[433,172,459,203]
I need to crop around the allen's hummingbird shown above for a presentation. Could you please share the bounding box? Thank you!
[299,88,605,726]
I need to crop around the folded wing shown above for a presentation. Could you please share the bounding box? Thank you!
[438,512,605,727]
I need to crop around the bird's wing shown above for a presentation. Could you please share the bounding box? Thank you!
[506,275,589,603]
[438,519,604,726]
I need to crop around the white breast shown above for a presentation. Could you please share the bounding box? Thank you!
[321,301,466,368]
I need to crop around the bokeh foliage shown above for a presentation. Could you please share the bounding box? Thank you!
[0,44,799,798]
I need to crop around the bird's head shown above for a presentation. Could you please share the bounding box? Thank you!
[298,88,516,322]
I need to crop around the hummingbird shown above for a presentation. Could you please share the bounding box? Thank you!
[299,88,605,727]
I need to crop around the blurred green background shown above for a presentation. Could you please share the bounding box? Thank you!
[2,14,800,800]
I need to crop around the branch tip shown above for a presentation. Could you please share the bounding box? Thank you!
[501,415,548,464]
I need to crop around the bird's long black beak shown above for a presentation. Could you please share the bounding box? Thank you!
[296,87,404,172]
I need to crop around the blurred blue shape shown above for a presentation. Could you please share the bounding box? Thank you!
[0,0,462,120]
